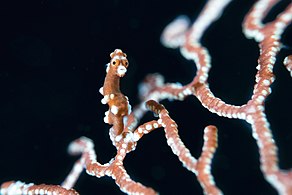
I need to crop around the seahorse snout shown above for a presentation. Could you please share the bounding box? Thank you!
[117,65,127,77]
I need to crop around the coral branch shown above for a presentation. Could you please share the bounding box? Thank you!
[0,181,78,195]
[284,55,292,77]
[146,100,221,195]
[197,126,220,195]
[159,0,292,194]
[67,136,157,195]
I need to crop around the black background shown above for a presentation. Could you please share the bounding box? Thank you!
[0,0,291,194]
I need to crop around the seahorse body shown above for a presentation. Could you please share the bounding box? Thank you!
[100,49,130,135]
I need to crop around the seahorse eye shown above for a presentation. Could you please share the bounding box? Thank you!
[111,59,119,66]
[123,60,129,68]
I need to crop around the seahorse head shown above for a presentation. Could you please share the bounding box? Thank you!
[107,49,129,77]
